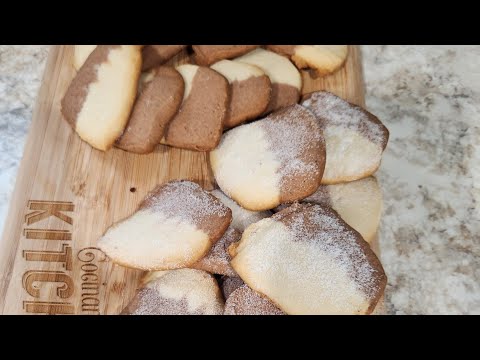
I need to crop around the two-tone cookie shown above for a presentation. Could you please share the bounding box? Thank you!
[193,45,259,66]
[116,66,185,154]
[98,180,232,270]
[62,45,142,151]
[224,284,285,315]
[302,91,389,184]
[73,45,97,70]
[162,64,229,151]
[234,49,302,113]
[121,269,224,315]
[267,45,348,76]
[192,226,240,277]
[210,105,325,211]
[210,189,271,232]
[229,203,387,314]
[220,276,245,300]
[141,45,187,71]
[211,60,271,129]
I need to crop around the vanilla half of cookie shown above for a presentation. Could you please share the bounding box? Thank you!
[210,104,325,211]
[234,48,302,113]
[230,203,387,314]
[211,60,271,129]
[302,91,389,184]
[98,180,232,270]
[62,45,142,151]
[121,269,224,315]
[210,189,271,232]
[73,45,97,70]
[163,64,229,151]
[267,45,348,76]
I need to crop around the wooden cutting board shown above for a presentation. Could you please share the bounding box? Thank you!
[0,45,378,314]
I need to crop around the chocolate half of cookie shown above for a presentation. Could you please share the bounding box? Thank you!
[193,45,259,66]
[116,66,185,154]
[141,45,187,71]
[224,284,285,315]
[234,48,302,113]
[302,91,389,184]
[163,64,230,151]
[211,60,271,129]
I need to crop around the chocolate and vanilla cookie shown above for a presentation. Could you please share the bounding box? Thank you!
[162,64,229,151]
[224,284,285,315]
[302,91,389,184]
[229,203,387,314]
[210,60,271,129]
[192,226,240,277]
[121,269,224,315]
[220,276,245,300]
[62,45,142,151]
[98,180,232,270]
[193,45,259,66]
[73,45,97,70]
[210,104,325,211]
[210,189,271,232]
[116,66,185,154]
[267,45,348,76]
[141,45,187,71]
[234,49,302,113]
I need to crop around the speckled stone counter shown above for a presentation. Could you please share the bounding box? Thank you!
[0,45,479,314]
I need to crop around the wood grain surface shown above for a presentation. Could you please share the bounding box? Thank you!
[0,45,379,314]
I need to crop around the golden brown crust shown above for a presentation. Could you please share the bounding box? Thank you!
[224,75,271,129]
[164,67,230,151]
[193,45,259,66]
[116,66,185,154]
[141,45,187,71]
[264,45,296,57]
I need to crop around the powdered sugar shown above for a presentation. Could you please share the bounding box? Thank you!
[224,284,285,315]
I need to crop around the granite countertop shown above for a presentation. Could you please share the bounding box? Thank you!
[0,45,479,314]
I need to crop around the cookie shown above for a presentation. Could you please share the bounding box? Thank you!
[121,269,224,315]
[62,45,142,151]
[302,177,382,244]
[220,276,245,300]
[162,64,229,151]
[229,203,387,314]
[210,60,271,128]
[193,45,259,66]
[266,45,348,76]
[210,104,325,211]
[302,91,389,184]
[210,189,271,232]
[115,66,185,154]
[98,180,232,270]
[224,284,285,315]
[192,226,240,277]
[73,45,97,70]
[141,45,187,71]
[234,48,302,113]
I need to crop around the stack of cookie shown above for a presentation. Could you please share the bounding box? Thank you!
[66,45,390,315]
[62,45,349,152]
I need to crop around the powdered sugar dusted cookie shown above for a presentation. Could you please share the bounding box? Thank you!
[224,284,285,315]
[220,276,245,300]
[210,189,271,232]
[302,91,389,184]
[210,105,325,211]
[267,45,348,76]
[98,180,232,270]
[211,60,271,129]
[121,269,224,315]
[234,49,302,113]
[73,45,96,70]
[116,66,185,154]
[141,45,187,71]
[163,64,229,151]
[62,45,142,151]
[192,226,240,277]
[193,45,259,66]
[230,203,387,314]
[303,177,382,243]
